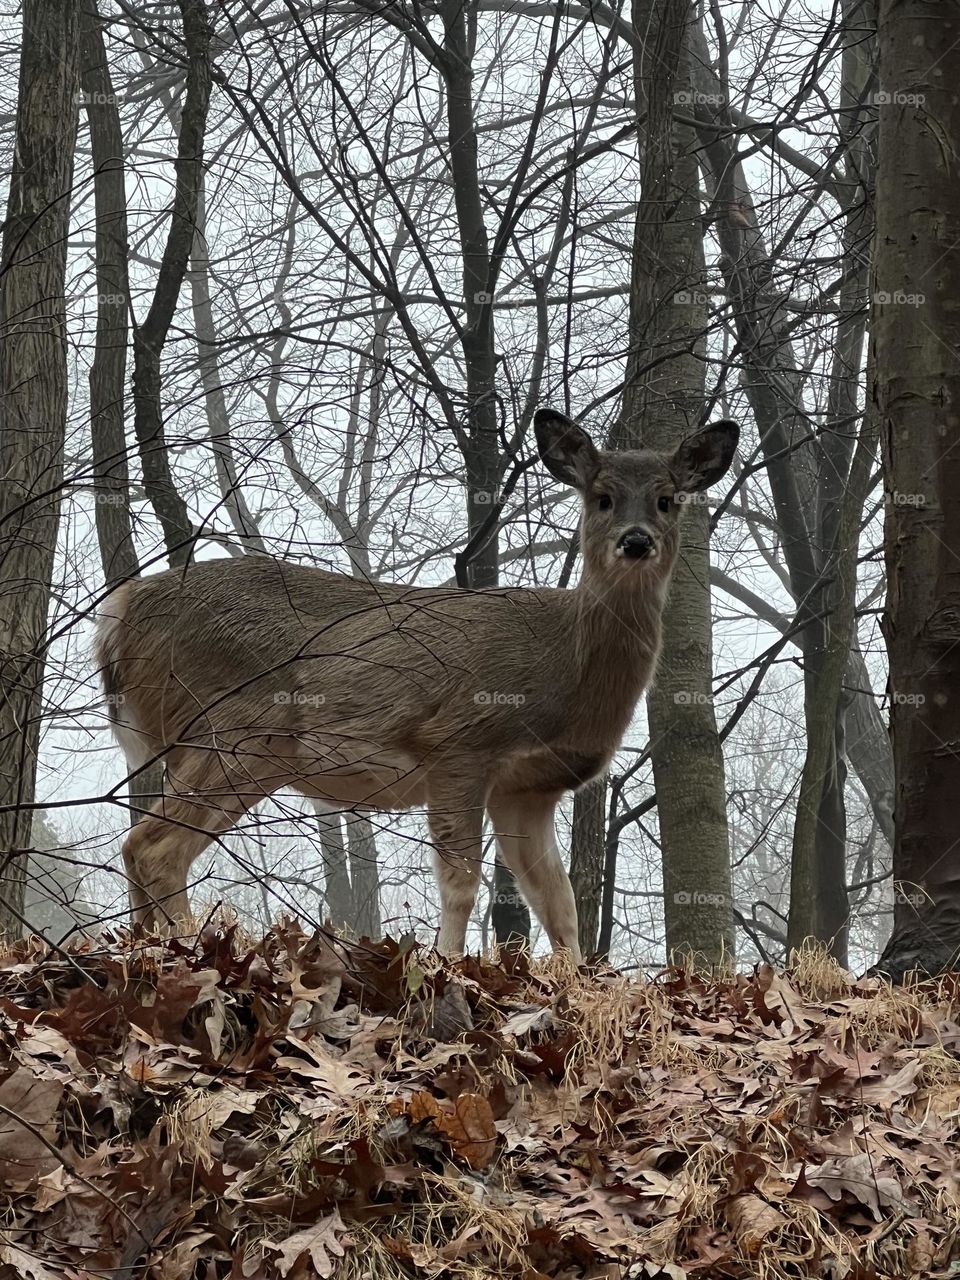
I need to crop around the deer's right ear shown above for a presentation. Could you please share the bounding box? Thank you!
[534,409,600,489]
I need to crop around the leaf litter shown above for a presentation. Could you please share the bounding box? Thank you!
[0,923,957,1279]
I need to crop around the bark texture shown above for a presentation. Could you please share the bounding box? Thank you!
[622,0,733,965]
[0,0,80,936]
[441,0,527,945]
[874,0,960,980]
[569,776,605,956]
[131,0,211,567]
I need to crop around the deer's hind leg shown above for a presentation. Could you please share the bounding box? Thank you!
[486,789,582,963]
[122,740,287,932]
[427,778,487,956]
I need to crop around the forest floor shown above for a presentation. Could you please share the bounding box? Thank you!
[0,922,958,1280]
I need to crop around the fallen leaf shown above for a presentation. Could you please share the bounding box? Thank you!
[269,1209,351,1278]
[436,1092,497,1169]
[0,1071,63,1185]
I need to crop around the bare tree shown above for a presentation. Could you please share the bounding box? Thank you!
[874,0,960,979]
[620,0,733,965]
[0,0,80,936]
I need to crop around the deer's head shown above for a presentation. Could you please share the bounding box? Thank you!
[534,408,739,576]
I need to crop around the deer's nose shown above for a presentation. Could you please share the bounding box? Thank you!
[617,528,656,559]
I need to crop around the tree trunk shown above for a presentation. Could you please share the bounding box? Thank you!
[441,0,526,946]
[347,815,382,939]
[874,0,960,980]
[690,8,878,959]
[315,808,353,930]
[0,2,81,942]
[569,776,605,956]
[621,0,733,966]
[81,1,164,840]
[786,0,876,964]
[189,174,267,553]
[81,4,139,592]
[131,0,211,567]
[0,0,80,937]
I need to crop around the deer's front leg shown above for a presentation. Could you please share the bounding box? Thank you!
[428,781,486,955]
[486,788,582,964]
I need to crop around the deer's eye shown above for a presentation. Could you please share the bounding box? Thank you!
[658,494,673,513]
[597,494,613,511]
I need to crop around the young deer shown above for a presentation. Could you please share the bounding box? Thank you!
[97,408,737,960]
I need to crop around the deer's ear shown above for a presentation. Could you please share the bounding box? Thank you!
[534,408,600,490]
[672,420,739,492]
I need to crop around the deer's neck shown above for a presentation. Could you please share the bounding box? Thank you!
[571,565,669,709]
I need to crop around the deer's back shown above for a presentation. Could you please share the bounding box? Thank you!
[109,557,583,758]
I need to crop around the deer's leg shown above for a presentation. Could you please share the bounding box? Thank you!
[122,747,276,932]
[428,781,486,956]
[486,789,582,963]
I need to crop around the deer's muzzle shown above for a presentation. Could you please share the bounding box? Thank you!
[616,528,657,560]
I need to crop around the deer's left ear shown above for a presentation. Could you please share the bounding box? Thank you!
[672,421,739,492]
[534,408,601,490]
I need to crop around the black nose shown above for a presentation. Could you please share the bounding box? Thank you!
[617,528,655,559]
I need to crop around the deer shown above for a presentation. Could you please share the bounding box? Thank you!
[96,407,738,961]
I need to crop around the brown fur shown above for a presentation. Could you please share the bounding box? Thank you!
[96,409,738,960]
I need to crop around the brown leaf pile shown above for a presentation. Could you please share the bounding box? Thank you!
[0,923,958,1280]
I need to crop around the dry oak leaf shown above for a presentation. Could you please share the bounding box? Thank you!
[436,1092,498,1169]
[0,1070,63,1184]
[0,1244,65,1280]
[406,1089,444,1123]
[803,1152,908,1221]
[724,1194,790,1256]
[269,1209,352,1278]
